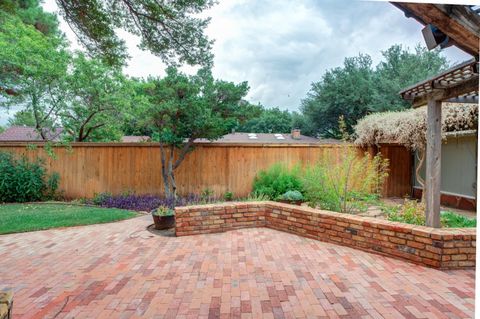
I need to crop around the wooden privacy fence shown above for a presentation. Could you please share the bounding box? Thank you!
[0,142,412,199]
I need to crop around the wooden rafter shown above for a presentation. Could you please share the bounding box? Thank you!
[400,59,479,107]
[392,2,480,56]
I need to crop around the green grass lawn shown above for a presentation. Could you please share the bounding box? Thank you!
[0,203,138,235]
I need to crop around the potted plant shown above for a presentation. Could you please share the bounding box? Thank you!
[277,190,304,205]
[151,206,175,230]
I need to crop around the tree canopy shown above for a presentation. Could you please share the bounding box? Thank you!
[0,0,60,36]
[0,10,69,139]
[300,44,449,138]
[8,109,38,127]
[55,0,215,67]
[237,107,293,133]
[59,53,133,142]
[139,67,254,196]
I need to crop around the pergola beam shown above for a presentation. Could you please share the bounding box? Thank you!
[391,2,480,56]
[409,76,479,107]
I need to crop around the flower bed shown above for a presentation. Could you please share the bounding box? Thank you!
[175,201,476,269]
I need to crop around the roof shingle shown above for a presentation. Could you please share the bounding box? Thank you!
[0,126,63,142]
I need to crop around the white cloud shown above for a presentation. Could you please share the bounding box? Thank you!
[0,0,471,125]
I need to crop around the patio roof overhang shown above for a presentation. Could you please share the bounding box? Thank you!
[399,59,479,108]
[391,2,480,56]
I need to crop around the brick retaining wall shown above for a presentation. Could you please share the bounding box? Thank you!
[175,201,476,269]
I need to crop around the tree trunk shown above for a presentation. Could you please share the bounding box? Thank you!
[416,147,426,202]
[169,145,177,199]
[159,141,195,199]
[159,143,171,198]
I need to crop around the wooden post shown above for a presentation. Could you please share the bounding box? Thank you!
[425,98,442,228]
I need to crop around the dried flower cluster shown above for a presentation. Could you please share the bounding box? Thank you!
[354,103,478,150]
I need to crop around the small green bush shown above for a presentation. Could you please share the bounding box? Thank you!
[201,188,214,201]
[252,163,302,200]
[386,199,425,225]
[92,192,113,205]
[223,191,234,201]
[441,211,476,228]
[152,206,175,217]
[279,190,304,201]
[302,147,389,214]
[385,200,476,228]
[0,152,60,203]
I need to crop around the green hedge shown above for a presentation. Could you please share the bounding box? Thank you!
[0,152,60,203]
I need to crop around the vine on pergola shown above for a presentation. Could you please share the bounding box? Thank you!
[353,103,477,199]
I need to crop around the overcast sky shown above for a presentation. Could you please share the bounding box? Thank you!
[0,0,471,124]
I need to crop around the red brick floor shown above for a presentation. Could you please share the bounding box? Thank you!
[0,215,475,318]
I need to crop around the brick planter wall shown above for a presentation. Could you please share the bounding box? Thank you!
[175,201,476,269]
[175,202,266,236]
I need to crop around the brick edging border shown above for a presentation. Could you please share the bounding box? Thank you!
[175,201,476,269]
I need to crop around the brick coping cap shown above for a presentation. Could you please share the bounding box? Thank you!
[175,201,476,235]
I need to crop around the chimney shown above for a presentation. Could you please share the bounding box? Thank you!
[291,129,301,140]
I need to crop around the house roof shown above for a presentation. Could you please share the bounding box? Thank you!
[194,133,340,145]
[121,136,151,142]
[0,126,63,142]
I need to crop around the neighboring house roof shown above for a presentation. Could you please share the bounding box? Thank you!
[0,126,63,142]
[121,136,151,142]
[194,132,340,145]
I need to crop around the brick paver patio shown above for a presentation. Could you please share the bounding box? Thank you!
[0,215,475,318]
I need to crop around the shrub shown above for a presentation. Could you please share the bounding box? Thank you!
[92,192,113,206]
[0,152,60,203]
[441,211,476,228]
[279,190,304,201]
[386,200,476,228]
[201,188,214,202]
[252,163,302,200]
[45,172,61,200]
[302,147,389,214]
[223,191,234,201]
[386,199,425,225]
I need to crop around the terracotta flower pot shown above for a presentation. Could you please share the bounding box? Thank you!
[151,212,175,230]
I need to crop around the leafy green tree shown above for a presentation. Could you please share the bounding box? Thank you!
[54,0,215,66]
[8,110,37,127]
[301,54,375,138]
[0,0,59,36]
[291,111,316,137]
[300,45,449,138]
[0,12,69,139]
[141,67,252,197]
[370,44,448,111]
[58,54,133,142]
[238,107,293,133]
